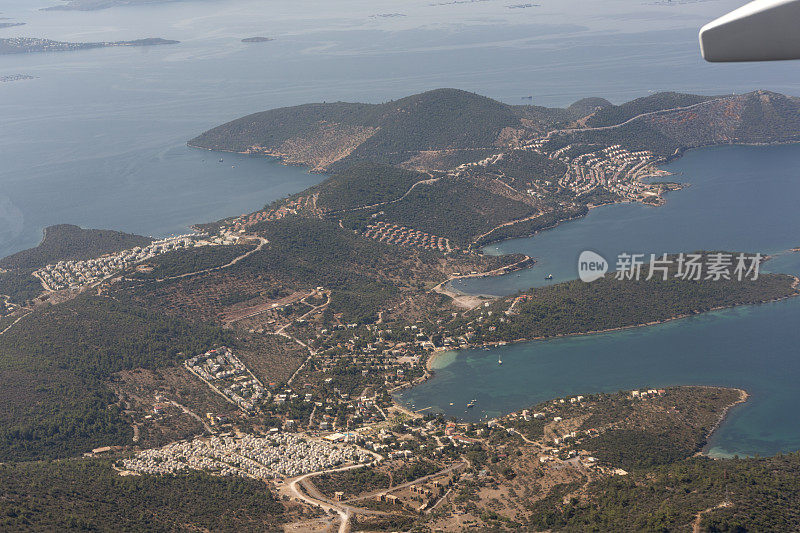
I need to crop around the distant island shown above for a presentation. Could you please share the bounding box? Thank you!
[241,36,275,43]
[0,22,25,29]
[42,0,180,11]
[431,0,492,5]
[0,37,179,55]
[0,74,35,83]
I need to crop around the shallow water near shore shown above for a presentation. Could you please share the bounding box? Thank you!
[401,144,800,458]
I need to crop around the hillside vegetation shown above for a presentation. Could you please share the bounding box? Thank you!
[552,91,800,156]
[584,92,719,127]
[0,224,152,271]
[0,295,231,461]
[244,217,443,321]
[191,88,531,172]
[377,177,537,246]
[527,453,800,532]
[471,268,798,343]
[194,89,800,175]
[0,459,285,532]
[0,269,43,310]
[524,97,613,126]
[312,161,428,212]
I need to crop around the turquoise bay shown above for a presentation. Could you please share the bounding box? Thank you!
[399,144,800,458]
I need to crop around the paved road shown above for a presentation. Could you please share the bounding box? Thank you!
[283,454,383,533]
[157,236,267,281]
[344,461,466,504]
[543,97,727,138]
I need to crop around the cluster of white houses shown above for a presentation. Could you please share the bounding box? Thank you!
[34,234,211,291]
[185,347,267,412]
[552,145,658,199]
[121,433,372,479]
[520,139,662,201]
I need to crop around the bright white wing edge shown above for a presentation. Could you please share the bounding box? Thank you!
[700,0,800,62]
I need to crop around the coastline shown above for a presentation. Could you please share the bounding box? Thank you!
[663,139,800,165]
[185,138,798,260]
[467,143,800,253]
[414,274,800,408]
[186,143,329,174]
[470,178,679,250]
[473,209,588,249]
[701,386,750,458]
[431,255,535,308]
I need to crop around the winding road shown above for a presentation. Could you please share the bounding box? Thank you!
[156,236,268,281]
[282,452,384,533]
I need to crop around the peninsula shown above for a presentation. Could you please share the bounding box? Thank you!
[0,36,179,55]
[0,74,35,83]
[42,0,180,11]
[241,36,275,43]
[191,88,800,247]
[2,88,800,531]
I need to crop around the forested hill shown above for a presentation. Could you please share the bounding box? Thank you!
[583,92,720,128]
[523,96,613,126]
[189,88,539,172]
[190,88,800,174]
[550,90,800,157]
[0,224,152,270]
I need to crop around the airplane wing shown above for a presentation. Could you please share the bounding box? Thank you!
[700,0,800,61]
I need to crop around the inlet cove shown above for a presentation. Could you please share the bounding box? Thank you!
[399,143,800,458]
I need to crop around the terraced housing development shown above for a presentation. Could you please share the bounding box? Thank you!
[185,347,267,413]
[121,433,373,479]
[536,142,665,201]
[33,234,214,291]
[363,220,455,252]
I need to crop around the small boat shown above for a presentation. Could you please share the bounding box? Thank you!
[545,274,553,280]
[498,357,503,365]
[467,400,476,408]
[219,158,224,163]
